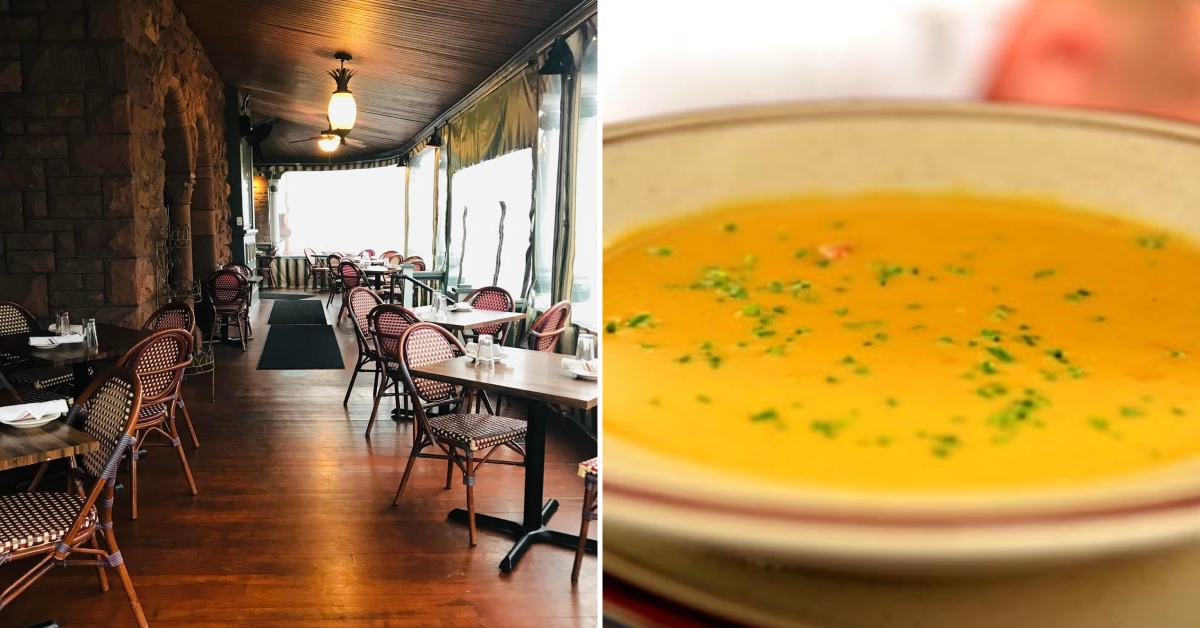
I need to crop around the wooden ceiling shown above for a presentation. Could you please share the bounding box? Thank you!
[176,0,582,162]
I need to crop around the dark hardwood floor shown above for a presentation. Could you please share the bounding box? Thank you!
[1,289,598,626]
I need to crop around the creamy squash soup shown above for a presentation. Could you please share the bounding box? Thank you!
[604,194,1200,492]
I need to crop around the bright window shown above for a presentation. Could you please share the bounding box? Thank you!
[571,35,600,331]
[533,74,563,309]
[406,148,437,261]
[277,166,406,256]
[447,149,534,295]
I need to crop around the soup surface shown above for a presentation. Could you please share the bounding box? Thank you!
[604,194,1200,491]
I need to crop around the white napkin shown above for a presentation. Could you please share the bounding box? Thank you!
[29,334,83,347]
[0,400,68,425]
[449,302,473,312]
[465,342,507,361]
[47,324,83,334]
[561,358,598,373]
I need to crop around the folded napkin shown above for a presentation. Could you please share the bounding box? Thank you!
[449,303,473,312]
[0,399,68,425]
[47,324,83,334]
[29,334,83,347]
[561,358,599,376]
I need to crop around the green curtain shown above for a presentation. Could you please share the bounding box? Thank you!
[447,67,539,176]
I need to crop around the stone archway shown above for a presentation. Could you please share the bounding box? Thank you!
[160,85,196,303]
[191,120,220,279]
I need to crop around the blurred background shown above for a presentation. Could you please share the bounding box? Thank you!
[602,0,1200,125]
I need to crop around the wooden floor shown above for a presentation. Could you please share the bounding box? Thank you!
[1,289,598,627]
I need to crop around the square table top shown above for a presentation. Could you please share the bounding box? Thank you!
[409,347,597,410]
[0,420,98,472]
[0,323,150,367]
[412,306,527,332]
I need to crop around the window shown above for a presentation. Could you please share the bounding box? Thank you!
[447,149,534,295]
[571,34,600,331]
[533,73,563,308]
[406,148,438,261]
[276,166,406,256]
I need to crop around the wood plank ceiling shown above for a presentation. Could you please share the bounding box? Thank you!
[176,0,581,162]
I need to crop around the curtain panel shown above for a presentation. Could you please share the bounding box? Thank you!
[447,67,539,176]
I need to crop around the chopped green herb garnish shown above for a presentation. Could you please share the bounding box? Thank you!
[723,223,738,233]
[1064,288,1092,302]
[750,408,779,422]
[1119,406,1145,418]
[696,395,711,404]
[986,346,1015,363]
[810,420,845,438]
[1136,234,1167,249]
[1032,268,1057,279]
[833,307,849,317]
[645,246,673,257]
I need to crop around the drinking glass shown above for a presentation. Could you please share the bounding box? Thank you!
[83,318,98,349]
[576,333,597,362]
[434,294,448,321]
[57,311,70,335]
[478,334,495,368]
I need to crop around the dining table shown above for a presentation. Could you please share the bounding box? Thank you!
[410,347,598,573]
[411,305,527,335]
[0,323,151,396]
[0,420,98,473]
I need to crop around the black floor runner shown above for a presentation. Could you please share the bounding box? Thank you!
[257,325,345,370]
[267,300,327,325]
[260,292,315,301]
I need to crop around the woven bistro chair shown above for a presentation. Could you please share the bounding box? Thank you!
[141,302,201,448]
[0,300,77,399]
[336,260,385,324]
[0,368,149,627]
[363,304,421,438]
[206,269,251,351]
[464,286,516,345]
[523,301,572,352]
[115,329,198,520]
[379,249,399,261]
[325,253,346,308]
[357,248,376,259]
[401,255,426,271]
[572,457,599,583]
[223,262,253,279]
[303,247,328,290]
[390,323,528,546]
[257,246,278,288]
[343,286,384,407]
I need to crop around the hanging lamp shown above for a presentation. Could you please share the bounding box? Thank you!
[327,51,357,133]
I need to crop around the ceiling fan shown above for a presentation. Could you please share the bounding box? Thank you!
[288,125,367,152]
[238,95,279,145]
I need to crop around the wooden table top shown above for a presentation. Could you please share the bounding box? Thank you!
[0,420,98,472]
[410,347,598,409]
[0,323,150,367]
[411,306,527,332]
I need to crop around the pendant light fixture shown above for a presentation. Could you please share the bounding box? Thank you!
[327,51,357,133]
[317,130,340,153]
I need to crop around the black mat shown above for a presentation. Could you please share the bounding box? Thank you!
[257,325,345,370]
[267,300,327,325]
[260,292,316,301]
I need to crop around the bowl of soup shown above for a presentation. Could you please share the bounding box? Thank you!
[603,102,1200,574]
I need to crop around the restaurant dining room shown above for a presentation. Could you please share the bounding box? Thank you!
[0,0,599,625]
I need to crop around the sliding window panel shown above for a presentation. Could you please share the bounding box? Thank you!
[277,166,406,255]
[532,73,563,310]
[570,30,600,332]
[406,147,438,260]
[448,148,534,294]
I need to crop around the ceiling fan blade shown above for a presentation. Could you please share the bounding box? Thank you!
[287,136,321,144]
[343,137,367,149]
[255,117,281,128]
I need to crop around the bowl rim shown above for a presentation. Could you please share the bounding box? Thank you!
[602,100,1200,534]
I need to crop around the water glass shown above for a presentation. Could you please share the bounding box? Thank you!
[477,334,495,368]
[83,318,98,349]
[576,333,597,362]
[56,311,70,335]
[434,294,448,321]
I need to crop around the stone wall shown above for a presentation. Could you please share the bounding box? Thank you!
[0,0,230,325]
[252,172,268,243]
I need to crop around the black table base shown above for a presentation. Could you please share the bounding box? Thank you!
[447,499,596,573]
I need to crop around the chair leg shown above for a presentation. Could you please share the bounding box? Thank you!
[392,439,423,505]
[168,419,199,496]
[178,398,200,448]
[102,494,148,628]
[464,448,477,547]
[573,475,597,583]
[129,442,139,520]
[90,534,110,592]
[444,449,454,489]
[365,373,388,439]
[238,316,247,352]
[343,355,365,406]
